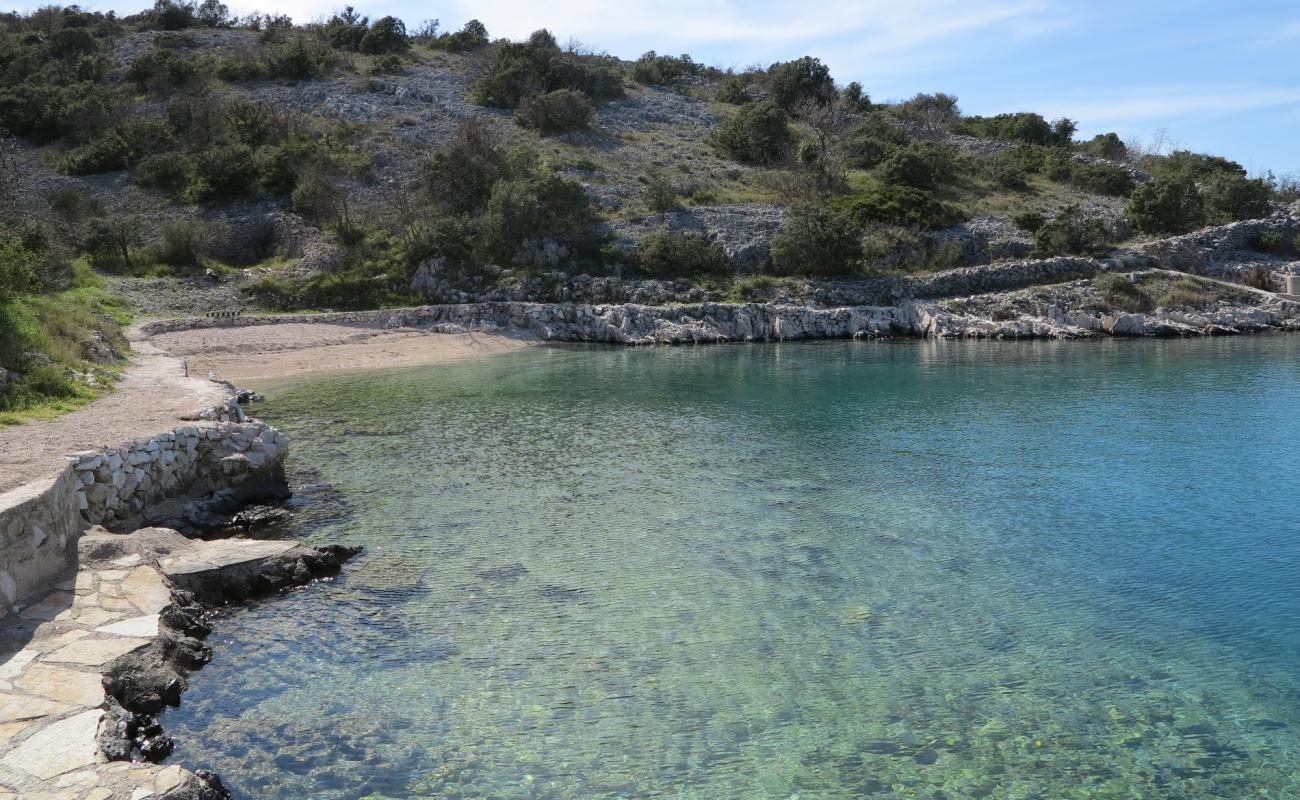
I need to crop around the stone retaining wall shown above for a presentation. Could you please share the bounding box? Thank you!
[0,404,288,618]
[68,418,288,529]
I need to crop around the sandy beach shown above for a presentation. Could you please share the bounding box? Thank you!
[148,323,537,382]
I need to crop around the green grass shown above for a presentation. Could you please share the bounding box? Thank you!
[0,266,133,426]
[1090,272,1252,313]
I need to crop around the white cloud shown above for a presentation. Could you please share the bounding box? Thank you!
[435,0,1057,61]
[1031,85,1300,128]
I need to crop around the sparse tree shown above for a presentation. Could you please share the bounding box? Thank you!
[196,0,229,28]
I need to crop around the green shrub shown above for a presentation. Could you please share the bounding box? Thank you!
[770,204,863,276]
[215,53,266,80]
[1125,177,1203,234]
[429,19,488,52]
[474,29,624,109]
[954,112,1074,146]
[1080,132,1127,160]
[1011,211,1046,233]
[515,89,592,134]
[0,238,37,302]
[60,116,178,175]
[1255,230,1300,256]
[47,189,104,221]
[1066,160,1135,197]
[134,151,195,192]
[841,82,871,112]
[643,173,680,213]
[125,48,200,91]
[843,116,909,169]
[84,216,143,270]
[149,219,215,268]
[185,142,256,202]
[711,100,792,165]
[1034,205,1113,256]
[1093,272,1150,311]
[421,119,511,214]
[263,35,335,80]
[152,0,195,31]
[632,51,701,86]
[889,93,960,129]
[636,232,726,278]
[766,56,835,110]
[368,52,404,75]
[839,185,965,229]
[714,74,754,105]
[359,15,408,54]
[323,5,368,50]
[1127,150,1275,234]
[878,143,957,191]
[476,173,594,265]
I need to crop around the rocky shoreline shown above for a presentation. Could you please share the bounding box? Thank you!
[0,523,359,800]
[0,366,363,799]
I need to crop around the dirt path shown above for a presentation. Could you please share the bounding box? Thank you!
[0,321,534,493]
[148,323,536,382]
[0,340,227,495]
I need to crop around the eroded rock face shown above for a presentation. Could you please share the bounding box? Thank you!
[607,203,789,271]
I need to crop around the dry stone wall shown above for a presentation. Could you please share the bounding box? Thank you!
[0,400,288,618]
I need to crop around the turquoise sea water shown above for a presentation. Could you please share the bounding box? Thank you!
[164,337,1300,799]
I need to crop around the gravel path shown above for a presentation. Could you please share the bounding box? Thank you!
[0,340,227,495]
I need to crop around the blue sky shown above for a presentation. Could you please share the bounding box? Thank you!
[24,0,1300,174]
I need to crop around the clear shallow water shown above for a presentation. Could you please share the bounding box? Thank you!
[164,337,1300,799]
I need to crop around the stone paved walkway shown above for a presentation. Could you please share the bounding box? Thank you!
[0,530,302,799]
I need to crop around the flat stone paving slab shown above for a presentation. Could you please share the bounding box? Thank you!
[0,708,103,779]
[0,527,318,799]
[158,538,297,576]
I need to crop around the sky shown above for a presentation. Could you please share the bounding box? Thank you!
[18,0,1300,174]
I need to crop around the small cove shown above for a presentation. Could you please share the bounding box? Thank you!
[163,336,1300,799]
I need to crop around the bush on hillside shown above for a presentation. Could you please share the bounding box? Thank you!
[841,82,871,112]
[1080,132,1127,160]
[843,116,910,169]
[474,29,624,109]
[642,173,681,213]
[515,89,592,134]
[1126,150,1274,233]
[879,143,958,191]
[711,100,792,165]
[149,218,216,268]
[954,112,1075,146]
[889,92,960,130]
[60,117,178,175]
[839,185,965,229]
[766,56,836,110]
[476,173,595,265]
[770,204,863,276]
[1065,160,1135,197]
[0,238,37,302]
[47,188,105,221]
[359,15,408,54]
[421,118,511,214]
[428,19,488,52]
[323,5,367,50]
[632,51,702,86]
[1034,205,1114,256]
[714,74,757,105]
[152,0,195,30]
[636,232,726,278]
[125,48,199,91]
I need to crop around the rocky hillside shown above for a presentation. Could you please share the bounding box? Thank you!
[2,3,1300,411]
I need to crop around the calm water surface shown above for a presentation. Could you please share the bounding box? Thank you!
[164,337,1300,799]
